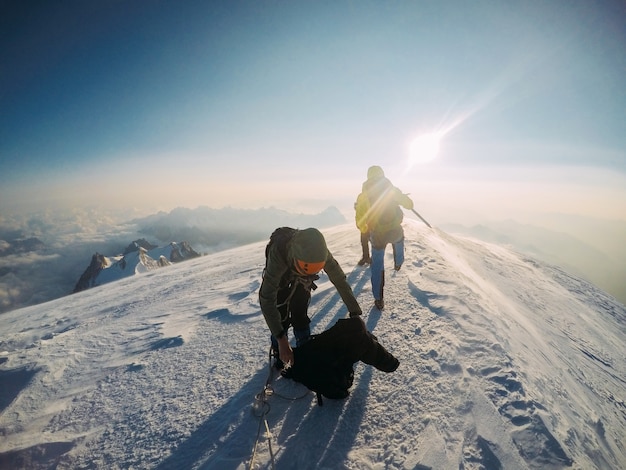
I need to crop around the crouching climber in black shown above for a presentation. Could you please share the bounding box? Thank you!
[285,316,399,405]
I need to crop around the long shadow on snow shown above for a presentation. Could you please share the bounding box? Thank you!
[408,279,447,316]
[266,266,377,468]
[274,306,383,468]
[309,265,371,331]
[156,266,376,469]
[155,365,274,470]
[0,365,40,413]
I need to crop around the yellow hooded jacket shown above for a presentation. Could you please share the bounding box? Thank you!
[355,176,413,234]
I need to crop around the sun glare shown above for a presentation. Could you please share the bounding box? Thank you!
[409,132,441,165]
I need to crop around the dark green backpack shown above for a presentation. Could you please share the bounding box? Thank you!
[264,227,296,263]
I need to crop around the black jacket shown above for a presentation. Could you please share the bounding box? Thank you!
[287,317,399,404]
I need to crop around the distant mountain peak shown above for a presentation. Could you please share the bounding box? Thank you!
[73,240,200,293]
[123,238,157,255]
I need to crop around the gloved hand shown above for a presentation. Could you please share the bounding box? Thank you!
[349,311,362,318]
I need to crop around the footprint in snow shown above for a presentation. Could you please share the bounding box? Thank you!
[461,431,503,470]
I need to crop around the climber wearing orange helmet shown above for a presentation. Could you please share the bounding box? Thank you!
[259,227,362,368]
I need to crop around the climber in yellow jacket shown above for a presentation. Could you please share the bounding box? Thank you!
[355,166,413,310]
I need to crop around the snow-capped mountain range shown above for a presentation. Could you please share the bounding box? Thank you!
[73,240,200,293]
[0,221,624,469]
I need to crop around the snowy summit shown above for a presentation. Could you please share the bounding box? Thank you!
[73,240,201,293]
[0,220,624,469]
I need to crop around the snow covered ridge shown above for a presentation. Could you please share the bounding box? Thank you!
[73,240,200,293]
[0,221,624,469]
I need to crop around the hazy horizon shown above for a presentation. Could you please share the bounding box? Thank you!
[1,202,625,316]
[1,1,625,311]
[1,1,625,221]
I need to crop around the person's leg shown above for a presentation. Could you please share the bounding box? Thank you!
[358,231,371,265]
[289,283,312,346]
[370,231,388,309]
[370,246,385,302]
[392,236,405,271]
[362,232,370,257]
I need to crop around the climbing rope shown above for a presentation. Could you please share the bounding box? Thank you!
[249,348,277,470]
[248,348,311,469]
[276,274,318,309]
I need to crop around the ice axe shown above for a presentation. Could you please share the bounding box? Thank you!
[410,208,432,228]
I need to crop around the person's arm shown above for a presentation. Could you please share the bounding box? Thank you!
[259,246,297,365]
[259,248,289,336]
[355,193,369,233]
[324,252,363,316]
[394,187,414,210]
[276,334,294,367]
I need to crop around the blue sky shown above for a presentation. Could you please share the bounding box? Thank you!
[1,0,625,220]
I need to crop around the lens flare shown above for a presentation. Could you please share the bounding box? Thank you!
[409,133,441,165]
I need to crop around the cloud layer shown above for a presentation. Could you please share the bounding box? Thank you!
[0,206,346,314]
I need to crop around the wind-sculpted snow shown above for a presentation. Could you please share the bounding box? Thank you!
[0,221,624,469]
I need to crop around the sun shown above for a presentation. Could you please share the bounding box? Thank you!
[408,132,441,165]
